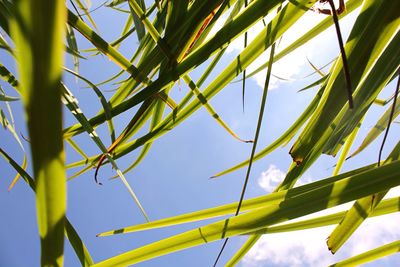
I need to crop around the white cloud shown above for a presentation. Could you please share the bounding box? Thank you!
[243,167,400,267]
[385,186,400,199]
[257,164,313,193]
[257,165,285,193]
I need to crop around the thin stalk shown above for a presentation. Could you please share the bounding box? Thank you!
[328,0,353,109]
[213,34,277,267]
[378,71,400,166]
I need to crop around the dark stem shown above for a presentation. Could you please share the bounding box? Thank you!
[328,0,353,109]
[212,238,229,267]
[378,70,400,166]
[69,0,84,21]
[242,0,248,112]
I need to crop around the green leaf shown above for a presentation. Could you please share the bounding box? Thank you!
[63,67,116,142]
[332,119,362,176]
[0,94,19,101]
[0,31,12,53]
[66,25,80,76]
[74,0,99,32]
[129,0,146,41]
[0,63,19,89]
[67,9,151,85]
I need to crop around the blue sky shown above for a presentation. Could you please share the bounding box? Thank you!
[1,1,400,266]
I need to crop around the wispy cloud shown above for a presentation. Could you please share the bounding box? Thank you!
[215,10,329,89]
[240,13,325,90]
